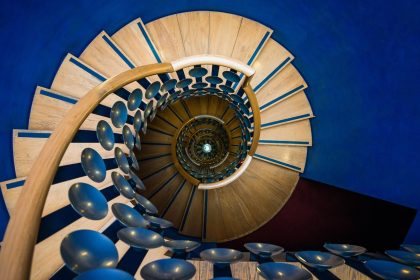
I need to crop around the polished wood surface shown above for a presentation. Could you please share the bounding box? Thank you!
[177,12,210,56]
[179,188,204,237]
[260,91,314,125]
[209,12,242,56]
[169,101,190,121]
[142,129,173,144]
[205,159,299,242]
[158,105,185,128]
[186,97,206,117]
[146,14,186,61]
[231,261,260,279]
[162,181,193,228]
[251,39,293,90]
[139,154,173,178]
[259,119,313,146]
[188,260,213,280]
[149,117,178,135]
[112,18,160,66]
[172,54,255,77]
[330,263,371,280]
[0,63,173,280]
[51,54,134,114]
[1,168,118,217]
[198,155,253,190]
[167,95,247,188]
[243,79,261,156]
[79,31,140,92]
[80,31,134,75]
[29,86,122,132]
[141,164,178,197]
[255,145,308,173]
[12,129,128,177]
[256,64,308,110]
[150,174,184,211]
[231,18,273,64]
[139,144,171,158]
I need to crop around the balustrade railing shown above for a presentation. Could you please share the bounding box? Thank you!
[0,55,260,279]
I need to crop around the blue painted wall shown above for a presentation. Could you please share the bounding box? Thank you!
[0,0,419,241]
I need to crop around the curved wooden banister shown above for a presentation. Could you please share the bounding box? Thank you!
[0,63,174,280]
[172,55,255,77]
[243,77,261,156]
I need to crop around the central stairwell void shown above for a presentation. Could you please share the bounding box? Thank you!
[0,11,314,279]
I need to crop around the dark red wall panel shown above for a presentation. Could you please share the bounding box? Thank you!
[221,178,416,251]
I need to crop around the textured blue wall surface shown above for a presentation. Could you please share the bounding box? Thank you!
[0,0,419,241]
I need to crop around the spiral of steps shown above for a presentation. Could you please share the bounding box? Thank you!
[0,11,314,279]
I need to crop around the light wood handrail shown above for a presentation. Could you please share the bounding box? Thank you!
[0,63,173,280]
[172,54,255,77]
[243,77,261,156]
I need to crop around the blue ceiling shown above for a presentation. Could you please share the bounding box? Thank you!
[0,0,419,242]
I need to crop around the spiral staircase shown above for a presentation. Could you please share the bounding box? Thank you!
[0,11,314,279]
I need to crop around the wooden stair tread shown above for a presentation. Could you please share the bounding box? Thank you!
[260,91,314,128]
[12,129,128,177]
[208,12,242,57]
[148,118,178,135]
[177,12,210,56]
[254,144,307,173]
[149,174,184,214]
[231,17,272,65]
[29,86,123,132]
[161,181,192,229]
[50,54,133,113]
[168,102,190,121]
[142,167,178,200]
[145,15,186,61]
[179,187,204,238]
[156,107,185,128]
[141,128,173,144]
[259,119,312,146]
[251,38,294,91]
[205,159,298,241]
[79,31,147,92]
[0,168,118,217]
[138,154,173,179]
[112,18,162,66]
[140,144,171,159]
[141,168,177,193]
[257,64,308,111]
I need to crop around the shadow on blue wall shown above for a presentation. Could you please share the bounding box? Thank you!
[0,0,419,242]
